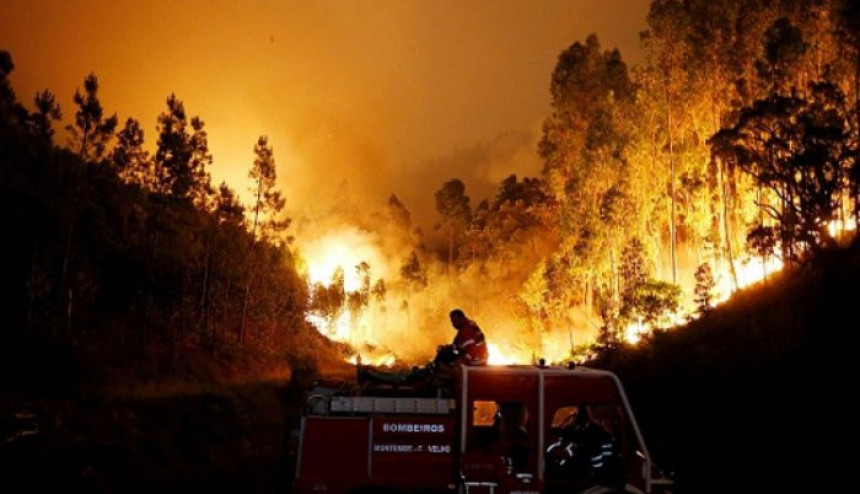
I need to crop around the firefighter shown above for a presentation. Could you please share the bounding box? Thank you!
[546,404,620,483]
[445,308,489,366]
[497,402,530,472]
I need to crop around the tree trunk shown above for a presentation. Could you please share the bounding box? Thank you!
[140,226,160,347]
[666,86,678,285]
[855,51,860,231]
[200,228,213,349]
[239,281,250,344]
[58,135,90,325]
[758,185,767,281]
[721,160,739,290]
[240,184,263,343]
[448,226,454,275]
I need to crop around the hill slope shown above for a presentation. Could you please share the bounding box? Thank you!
[592,240,855,493]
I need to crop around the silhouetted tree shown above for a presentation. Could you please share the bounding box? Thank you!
[746,223,778,278]
[240,135,288,342]
[60,73,118,327]
[30,90,61,148]
[434,179,471,271]
[387,194,412,232]
[112,117,151,186]
[711,82,850,262]
[400,250,428,291]
[626,280,681,327]
[67,73,118,163]
[755,17,808,94]
[154,94,211,202]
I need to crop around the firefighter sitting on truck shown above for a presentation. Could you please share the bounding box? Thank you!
[435,309,489,366]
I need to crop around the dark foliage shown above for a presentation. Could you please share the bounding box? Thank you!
[589,239,860,493]
[0,51,308,393]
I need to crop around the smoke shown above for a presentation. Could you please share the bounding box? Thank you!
[402,128,544,226]
[294,187,600,365]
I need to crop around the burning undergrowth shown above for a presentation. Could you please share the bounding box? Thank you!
[291,184,855,368]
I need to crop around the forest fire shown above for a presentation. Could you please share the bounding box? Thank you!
[711,255,785,306]
[298,215,856,366]
[298,228,404,366]
[2,1,856,491]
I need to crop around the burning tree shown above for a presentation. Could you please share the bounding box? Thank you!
[710,81,851,263]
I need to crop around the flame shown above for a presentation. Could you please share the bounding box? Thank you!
[306,311,352,342]
[301,229,384,292]
[829,218,857,238]
[623,321,648,345]
[486,337,578,366]
[299,218,856,367]
[348,353,397,367]
[487,343,519,365]
[712,255,784,306]
[301,228,386,341]
[619,217,856,345]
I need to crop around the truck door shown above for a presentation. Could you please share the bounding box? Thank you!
[460,367,541,494]
[542,370,653,494]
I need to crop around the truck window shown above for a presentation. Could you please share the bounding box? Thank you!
[551,404,619,434]
[470,400,532,472]
[473,400,498,426]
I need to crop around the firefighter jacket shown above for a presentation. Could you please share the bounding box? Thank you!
[453,319,489,365]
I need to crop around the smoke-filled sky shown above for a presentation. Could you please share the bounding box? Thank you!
[2,0,650,226]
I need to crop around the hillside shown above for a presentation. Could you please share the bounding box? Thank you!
[1,237,847,493]
[591,240,855,493]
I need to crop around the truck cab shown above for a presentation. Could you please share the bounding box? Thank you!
[291,364,671,494]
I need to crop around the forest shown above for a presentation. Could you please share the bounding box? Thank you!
[304,0,860,361]
[1,0,858,373]
[0,48,320,386]
[1,0,853,493]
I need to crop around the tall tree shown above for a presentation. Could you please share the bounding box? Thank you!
[756,17,809,95]
[434,179,471,272]
[59,73,118,323]
[66,73,118,163]
[400,251,428,291]
[834,0,860,228]
[386,194,412,232]
[112,117,151,186]
[247,135,287,241]
[30,90,61,148]
[642,0,692,284]
[711,82,850,262]
[240,135,288,342]
[154,94,211,202]
[540,34,636,320]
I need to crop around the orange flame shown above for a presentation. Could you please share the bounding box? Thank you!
[300,219,855,362]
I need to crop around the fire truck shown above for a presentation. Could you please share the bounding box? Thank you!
[289,363,672,494]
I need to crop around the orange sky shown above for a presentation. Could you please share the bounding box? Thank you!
[1,0,650,226]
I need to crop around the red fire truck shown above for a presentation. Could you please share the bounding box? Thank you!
[290,364,672,494]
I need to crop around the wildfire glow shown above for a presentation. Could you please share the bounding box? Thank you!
[300,219,855,365]
[487,343,519,365]
[300,227,405,368]
[301,228,386,292]
[306,311,352,342]
[712,255,785,306]
[829,219,857,238]
[624,321,648,345]
[348,353,397,368]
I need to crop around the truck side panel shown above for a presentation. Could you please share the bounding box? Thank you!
[295,417,370,494]
[370,416,457,488]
